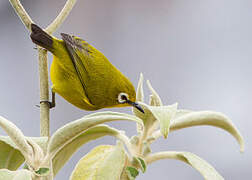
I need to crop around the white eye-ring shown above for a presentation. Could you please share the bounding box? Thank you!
[118,92,129,103]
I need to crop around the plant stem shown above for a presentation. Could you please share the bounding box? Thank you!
[9,0,77,179]
[39,0,77,137]
[9,0,77,137]
[39,0,77,136]
[9,0,33,31]
[46,0,77,34]
[137,124,149,156]
[38,48,50,137]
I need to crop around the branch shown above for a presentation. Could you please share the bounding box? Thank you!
[38,48,50,137]
[9,0,33,31]
[9,0,77,179]
[46,0,77,34]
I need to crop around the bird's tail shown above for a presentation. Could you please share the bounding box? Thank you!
[30,24,54,51]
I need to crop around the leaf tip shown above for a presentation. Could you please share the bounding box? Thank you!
[140,72,143,78]
[163,132,169,139]
[239,140,245,153]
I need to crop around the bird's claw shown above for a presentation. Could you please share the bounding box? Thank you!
[36,100,55,109]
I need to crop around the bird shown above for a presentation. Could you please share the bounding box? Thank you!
[30,24,144,113]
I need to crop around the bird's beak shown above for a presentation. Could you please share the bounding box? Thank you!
[126,100,144,113]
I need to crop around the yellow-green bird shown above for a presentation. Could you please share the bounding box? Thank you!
[30,24,144,113]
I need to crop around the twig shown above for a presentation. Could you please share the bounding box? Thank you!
[9,0,77,179]
[46,0,77,34]
[39,0,77,137]
[38,48,50,137]
[9,0,33,31]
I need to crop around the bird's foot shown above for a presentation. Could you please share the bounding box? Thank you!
[36,100,55,109]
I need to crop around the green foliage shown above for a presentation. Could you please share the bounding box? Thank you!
[126,167,139,180]
[0,75,245,180]
[0,136,24,170]
[70,143,126,180]
[35,167,50,176]
[52,125,125,175]
[0,169,33,180]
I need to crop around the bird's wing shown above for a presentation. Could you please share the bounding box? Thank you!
[61,33,94,106]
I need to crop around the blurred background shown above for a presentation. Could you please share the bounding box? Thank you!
[0,0,251,179]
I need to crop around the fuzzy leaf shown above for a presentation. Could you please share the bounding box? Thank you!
[132,157,146,173]
[146,80,162,106]
[132,103,156,126]
[148,103,177,138]
[48,111,142,160]
[145,151,224,180]
[0,136,24,170]
[136,73,144,103]
[0,136,47,171]
[134,73,145,134]
[135,103,177,138]
[70,143,126,180]
[137,157,146,173]
[172,109,193,122]
[0,116,32,158]
[52,125,126,176]
[170,111,244,152]
[0,169,33,180]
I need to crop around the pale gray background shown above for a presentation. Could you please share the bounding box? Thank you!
[0,0,251,179]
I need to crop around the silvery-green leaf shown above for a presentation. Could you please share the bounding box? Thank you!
[172,109,193,122]
[70,143,126,180]
[0,169,33,180]
[26,138,46,171]
[149,103,177,138]
[146,80,162,106]
[29,137,48,152]
[84,111,142,121]
[136,73,144,102]
[0,136,48,171]
[137,103,177,138]
[132,102,156,127]
[145,151,224,180]
[132,157,146,173]
[0,116,32,159]
[52,125,128,176]
[170,111,244,152]
[134,73,144,134]
[137,157,146,172]
[48,112,142,162]
[0,136,24,170]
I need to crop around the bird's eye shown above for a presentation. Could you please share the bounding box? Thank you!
[118,92,129,103]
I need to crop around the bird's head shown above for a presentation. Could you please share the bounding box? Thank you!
[112,78,144,113]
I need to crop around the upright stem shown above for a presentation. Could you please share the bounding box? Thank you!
[9,0,77,138]
[38,48,50,137]
[9,0,77,179]
[137,126,148,156]
[9,0,33,31]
